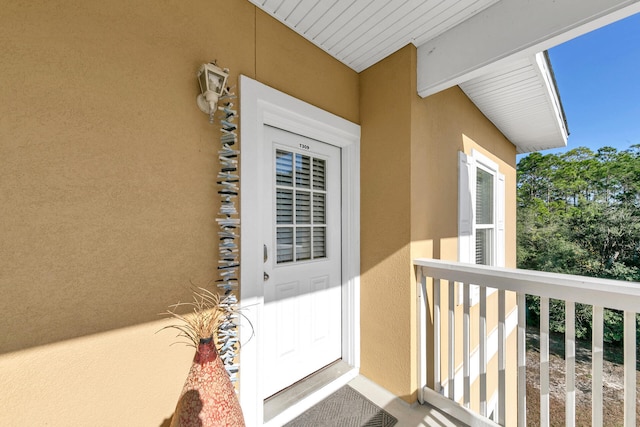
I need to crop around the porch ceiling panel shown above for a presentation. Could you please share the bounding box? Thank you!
[459,55,568,154]
[249,0,500,72]
[250,0,619,154]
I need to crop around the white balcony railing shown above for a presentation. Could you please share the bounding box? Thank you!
[415,258,640,427]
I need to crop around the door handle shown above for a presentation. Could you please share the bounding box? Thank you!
[263,245,269,281]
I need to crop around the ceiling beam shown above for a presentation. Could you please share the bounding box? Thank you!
[417,0,640,97]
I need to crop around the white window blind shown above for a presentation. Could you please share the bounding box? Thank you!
[475,167,494,266]
[275,149,327,264]
[476,168,494,225]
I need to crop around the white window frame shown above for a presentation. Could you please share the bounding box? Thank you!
[458,149,505,305]
[239,75,361,426]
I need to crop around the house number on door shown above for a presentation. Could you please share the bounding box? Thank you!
[299,143,310,150]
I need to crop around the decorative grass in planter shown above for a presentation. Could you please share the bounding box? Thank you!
[162,289,245,427]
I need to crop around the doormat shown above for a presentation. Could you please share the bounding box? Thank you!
[284,385,398,427]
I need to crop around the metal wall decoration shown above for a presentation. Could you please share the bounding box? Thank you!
[215,83,240,384]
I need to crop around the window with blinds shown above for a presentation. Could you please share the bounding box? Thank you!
[475,167,494,265]
[275,149,327,264]
[458,149,505,306]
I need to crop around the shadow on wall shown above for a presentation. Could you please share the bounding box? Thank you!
[161,390,203,427]
[159,415,174,427]
[0,276,216,356]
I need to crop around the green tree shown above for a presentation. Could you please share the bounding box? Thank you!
[517,146,640,345]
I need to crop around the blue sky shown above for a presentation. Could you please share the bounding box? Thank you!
[545,11,640,155]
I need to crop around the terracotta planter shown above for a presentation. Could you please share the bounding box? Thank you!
[170,337,245,427]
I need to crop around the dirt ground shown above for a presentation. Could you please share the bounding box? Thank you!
[525,327,640,426]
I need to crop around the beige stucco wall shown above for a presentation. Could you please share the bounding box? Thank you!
[360,46,416,402]
[0,2,358,426]
[360,45,518,422]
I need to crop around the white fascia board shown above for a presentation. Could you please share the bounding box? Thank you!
[533,52,568,146]
[417,0,640,97]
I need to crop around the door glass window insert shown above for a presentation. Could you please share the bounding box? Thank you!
[275,149,327,263]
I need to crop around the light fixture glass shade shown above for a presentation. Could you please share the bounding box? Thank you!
[198,71,209,96]
[207,70,225,94]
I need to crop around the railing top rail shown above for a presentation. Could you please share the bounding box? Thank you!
[414,258,640,312]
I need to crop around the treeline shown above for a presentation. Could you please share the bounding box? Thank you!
[517,146,640,345]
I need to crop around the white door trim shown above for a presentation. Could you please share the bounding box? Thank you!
[239,75,361,426]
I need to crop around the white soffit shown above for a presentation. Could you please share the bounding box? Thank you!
[248,0,500,72]
[459,53,568,154]
[250,1,638,154]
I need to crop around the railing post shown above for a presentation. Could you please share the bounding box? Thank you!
[517,292,526,427]
[565,301,575,427]
[448,280,455,401]
[498,289,506,425]
[623,311,636,427]
[540,297,550,427]
[592,306,604,426]
[479,286,487,417]
[417,266,427,404]
[434,278,441,394]
[463,282,470,409]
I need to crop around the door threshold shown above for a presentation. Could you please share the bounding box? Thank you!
[263,360,358,426]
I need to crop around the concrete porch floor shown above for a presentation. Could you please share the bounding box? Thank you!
[347,375,466,427]
[264,362,466,427]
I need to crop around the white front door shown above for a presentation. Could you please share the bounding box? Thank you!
[262,125,342,398]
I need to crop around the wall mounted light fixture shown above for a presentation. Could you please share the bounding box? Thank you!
[196,61,229,123]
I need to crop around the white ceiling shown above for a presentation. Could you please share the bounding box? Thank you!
[249,0,500,72]
[248,0,584,153]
